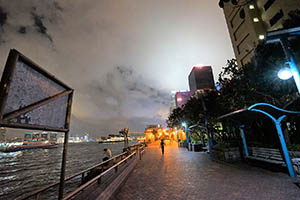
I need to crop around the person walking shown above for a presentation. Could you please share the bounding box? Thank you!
[160,139,165,155]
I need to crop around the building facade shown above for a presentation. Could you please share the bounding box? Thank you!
[188,66,215,93]
[175,91,192,108]
[221,0,300,66]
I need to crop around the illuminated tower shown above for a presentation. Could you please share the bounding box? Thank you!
[188,66,215,93]
[175,91,192,108]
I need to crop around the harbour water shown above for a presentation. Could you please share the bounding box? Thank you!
[0,142,135,199]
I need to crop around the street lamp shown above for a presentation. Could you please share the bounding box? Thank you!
[278,66,293,80]
[265,26,300,94]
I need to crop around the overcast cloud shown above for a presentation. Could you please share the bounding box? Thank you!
[0,0,234,137]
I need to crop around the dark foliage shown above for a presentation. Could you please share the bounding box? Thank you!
[167,10,300,145]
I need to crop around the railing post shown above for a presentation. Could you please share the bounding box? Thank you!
[97,177,101,184]
[36,192,41,200]
[81,172,85,185]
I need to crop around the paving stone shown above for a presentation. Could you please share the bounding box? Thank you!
[112,143,300,200]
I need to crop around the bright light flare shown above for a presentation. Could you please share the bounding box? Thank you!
[177,97,183,102]
[278,67,293,80]
[194,64,204,69]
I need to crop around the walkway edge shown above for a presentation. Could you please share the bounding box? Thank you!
[96,156,138,200]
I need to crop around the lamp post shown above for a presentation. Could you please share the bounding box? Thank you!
[182,122,189,150]
[265,27,300,94]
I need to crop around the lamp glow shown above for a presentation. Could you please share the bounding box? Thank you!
[278,67,293,80]
[177,97,183,102]
[249,5,255,9]
[182,122,187,128]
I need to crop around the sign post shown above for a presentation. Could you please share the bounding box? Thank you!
[0,49,74,199]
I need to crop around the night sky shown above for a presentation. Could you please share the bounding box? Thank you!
[0,0,234,137]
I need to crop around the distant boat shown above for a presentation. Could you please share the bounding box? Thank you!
[98,135,133,144]
[1,140,57,153]
[0,132,58,153]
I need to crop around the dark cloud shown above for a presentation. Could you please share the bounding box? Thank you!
[54,1,63,12]
[0,6,7,28]
[31,11,53,42]
[18,26,26,34]
[0,0,235,134]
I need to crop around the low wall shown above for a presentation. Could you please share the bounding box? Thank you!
[213,147,241,163]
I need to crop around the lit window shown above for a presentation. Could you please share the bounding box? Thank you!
[253,17,259,22]
[249,5,255,10]
[259,35,265,40]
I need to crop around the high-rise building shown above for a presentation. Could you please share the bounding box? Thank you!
[220,0,300,66]
[188,66,215,93]
[175,91,192,108]
[169,91,177,112]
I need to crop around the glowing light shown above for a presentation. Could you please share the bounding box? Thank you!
[177,97,183,102]
[182,122,187,128]
[278,67,293,80]
[249,5,255,9]
[259,35,265,40]
[194,64,204,69]
[253,18,259,22]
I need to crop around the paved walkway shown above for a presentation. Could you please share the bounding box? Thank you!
[112,143,300,200]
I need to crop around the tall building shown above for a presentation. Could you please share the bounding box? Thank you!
[169,91,177,112]
[188,66,215,93]
[175,91,192,108]
[220,0,300,66]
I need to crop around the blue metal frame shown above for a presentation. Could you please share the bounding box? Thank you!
[240,125,249,157]
[247,103,300,179]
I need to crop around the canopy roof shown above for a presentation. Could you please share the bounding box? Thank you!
[217,103,300,123]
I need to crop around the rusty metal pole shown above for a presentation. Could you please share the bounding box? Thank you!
[58,130,69,199]
[58,91,73,199]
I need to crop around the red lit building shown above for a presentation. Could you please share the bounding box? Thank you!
[175,91,191,108]
[188,66,215,93]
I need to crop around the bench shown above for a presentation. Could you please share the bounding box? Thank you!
[247,147,286,166]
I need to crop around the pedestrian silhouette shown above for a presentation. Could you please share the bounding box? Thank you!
[160,139,165,155]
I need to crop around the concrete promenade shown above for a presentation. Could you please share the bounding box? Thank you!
[112,142,300,200]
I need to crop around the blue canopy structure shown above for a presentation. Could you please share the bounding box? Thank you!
[218,103,300,179]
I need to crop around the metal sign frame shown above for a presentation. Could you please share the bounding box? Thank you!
[0,49,74,199]
[0,49,74,132]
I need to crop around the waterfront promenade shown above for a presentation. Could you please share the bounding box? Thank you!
[112,142,300,200]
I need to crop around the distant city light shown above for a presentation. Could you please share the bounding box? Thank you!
[253,17,259,22]
[177,97,183,102]
[259,34,265,40]
[249,5,255,9]
[278,67,293,80]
